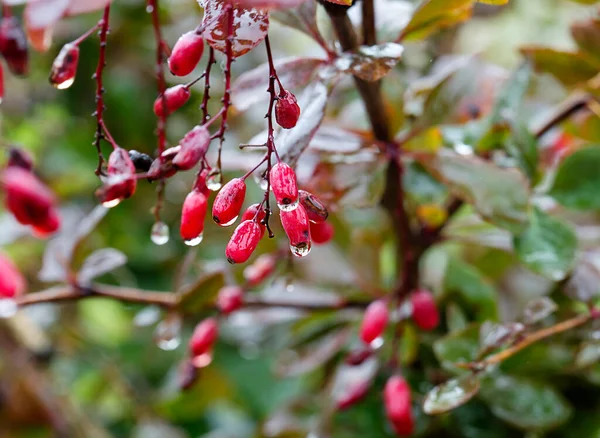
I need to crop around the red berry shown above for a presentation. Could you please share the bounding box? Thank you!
[147,147,180,181]
[270,162,298,210]
[32,207,61,237]
[49,43,79,89]
[0,16,28,76]
[410,289,439,331]
[173,125,210,170]
[275,90,300,129]
[0,252,25,299]
[280,205,311,257]
[336,380,370,411]
[241,203,266,235]
[193,168,211,196]
[384,376,414,436]
[168,31,204,77]
[299,189,328,223]
[310,221,334,244]
[189,317,218,358]
[359,300,389,344]
[180,189,208,245]
[243,253,276,286]
[153,85,191,117]
[212,178,246,226]
[225,220,263,264]
[96,148,137,208]
[2,167,56,227]
[216,285,244,314]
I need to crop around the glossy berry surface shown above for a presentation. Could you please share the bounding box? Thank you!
[0,252,26,299]
[310,220,334,244]
[153,85,191,117]
[280,204,311,257]
[241,203,266,235]
[359,299,389,344]
[173,125,210,170]
[0,16,28,76]
[168,31,205,76]
[216,285,244,314]
[212,178,246,226]
[299,190,328,223]
[270,162,298,209]
[384,376,414,436]
[410,289,440,331]
[180,190,208,243]
[225,220,263,264]
[275,90,300,129]
[189,317,219,358]
[49,43,80,90]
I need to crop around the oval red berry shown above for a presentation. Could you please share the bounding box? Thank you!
[410,289,439,331]
[275,91,300,129]
[153,85,191,117]
[310,220,334,244]
[225,220,263,264]
[189,317,219,358]
[280,205,311,257]
[270,162,298,210]
[180,190,208,245]
[212,178,246,226]
[169,31,205,77]
[359,299,389,344]
[216,285,244,314]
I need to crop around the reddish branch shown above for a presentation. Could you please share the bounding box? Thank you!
[200,47,216,124]
[148,0,168,156]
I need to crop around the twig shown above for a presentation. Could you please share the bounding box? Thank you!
[92,5,111,176]
[148,0,168,156]
[200,47,216,124]
[532,92,593,139]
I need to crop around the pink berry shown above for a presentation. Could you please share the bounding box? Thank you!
[180,190,208,245]
[0,252,26,299]
[410,289,439,331]
[310,221,334,245]
[275,90,300,129]
[49,43,79,89]
[270,162,298,209]
[173,125,210,171]
[153,84,190,117]
[336,380,370,411]
[243,253,276,286]
[280,205,311,257]
[299,189,328,223]
[0,16,28,76]
[189,317,218,358]
[212,178,246,226]
[225,220,263,264]
[359,300,389,344]
[95,148,137,208]
[384,376,414,436]
[168,31,204,77]
[216,285,244,314]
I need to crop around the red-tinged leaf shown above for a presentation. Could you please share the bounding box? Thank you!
[335,43,404,82]
[232,57,327,111]
[238,0,308,10]
[271,1,329,50]
[323,0,353,5]
[571,18,600,63]
[200,0,269,58]
[399,0,473,42]
[66,0,112,15]
[521,46,600,87]
[24,0,68,51]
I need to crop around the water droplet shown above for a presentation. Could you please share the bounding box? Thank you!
[370,336,384,349]
[134,305,161,327]
[0,299,17,319]
[286,281,295,292]
[191,351,213,368]
[54,77,75,90]
[206,170,222,191]
[278,199,299,212]
[220,215,238,227]
[154,316,182,351]
[184,233,204,246]
[102,198,122,209]
[151,221,169,245]
[253,172,269,191]
[290,241,311,258]
[145,4,154,13]
[423,374,481,415]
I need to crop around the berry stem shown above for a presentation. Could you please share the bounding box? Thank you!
[147,0,167,157]
[183,73,205,90]
[200,47,215,124]
[264,35,281,162]
[72,22,103,46]
[93,4,112,175]
[241,155,268,181]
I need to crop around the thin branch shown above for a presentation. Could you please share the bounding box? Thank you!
[532,92,593,139]
[92,5,111,176]
[200,47,216,124]
[148,0,168,156]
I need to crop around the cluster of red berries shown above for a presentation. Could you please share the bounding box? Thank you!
[0,12,29,101]
[1,149,61,237]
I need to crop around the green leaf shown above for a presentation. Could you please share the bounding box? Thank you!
[418,149,530,233]
[176,270,225,314]
[521,47,600,87]
[423,373,480,415]
[513,208,577,281]
[480,374,572,431]
[399,0,473,41]
[571,18,600,62]
[433,324,480,372]
[549,146,600,210]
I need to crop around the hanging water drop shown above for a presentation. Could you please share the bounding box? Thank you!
[220,215,238,227]
[206,170,222,191]
[0,298,17,319]
[154,316,182,351]
[191,351,214,368]
[290,241,311,258]
[184,233,204,247]
[102,198,122,209]
[151,221,169,245]
[278,198,299,212]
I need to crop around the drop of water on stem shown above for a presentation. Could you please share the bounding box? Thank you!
[206,170,222,191]
[290,242,311,258]
[184,233,204,247]
[151,221,169,245]
[154,315,182,351]
[278,199,299,212]
[0,299,17,319]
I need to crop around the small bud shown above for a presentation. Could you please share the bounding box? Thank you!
[212,178,246,226]
[410,289,439,331]
[299,189,328,223]
[0,252,26,299]
[168,31,205,77]
[280,205,311,258]
[243,253,276,286]
[216,285,244,314]
[270,162,298,210]
[153,84,191,117]
[384,376,414,436]
[225,220,263,264]
[275,90,300,129]
[359,300,388,344]
[180,189,208,246]
[173,125,210,171]
[310,220,334,245]
[49,43,79,89]
[0,16,28,76]
[189,317,218,359]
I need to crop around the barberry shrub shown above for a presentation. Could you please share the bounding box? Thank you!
[0,0,599,436]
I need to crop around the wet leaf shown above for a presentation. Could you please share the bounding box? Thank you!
[238,0,307,10]
[271,1,328,48]
[571,18,600,62]
[308,125,377,155]
[399,0,473,41]
[433,324,480,372]
[575,341,600,368]
[479,374,572,431]
[77,248,127,285]
[418,149,530,233]
[513,208,577,281]
[446,302,469,333]
[479,321,525,353]
[564,250,600,302]
[423,373,480,415]
[200,0,269,58]
[522,297,558,325]
[232,57,326,111]
[521,47,600,87]
[549,146,600,210]
[176,270,225,313]
[335,43,404,82]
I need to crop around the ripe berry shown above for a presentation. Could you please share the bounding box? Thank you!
[384,376,414,437]
[243,253,276,286]
[275,90,300,129]
[128,150,153,172]
[95,148,137,208]
[180,189,208,246]
[173,125,210,171]
[336,380,370,411]
[410,289,439,331]
[0,16,28,76]
[32,208,61,237]
[216,285,244,314]
[193,168,211,196]
[168,31,204,77]
[241,203,266,235]
[299,190,328,223]
[310,221,334,244]
[189,317,218,359]
[153,84,190,117]
[212,178,246,226]
[270,162,298,210]
[0,252,26,299]
[280,205,311,257]
[225,220,263,264]
[49,43,79,89]
[359,300,389,344]
[147,147,180,181]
